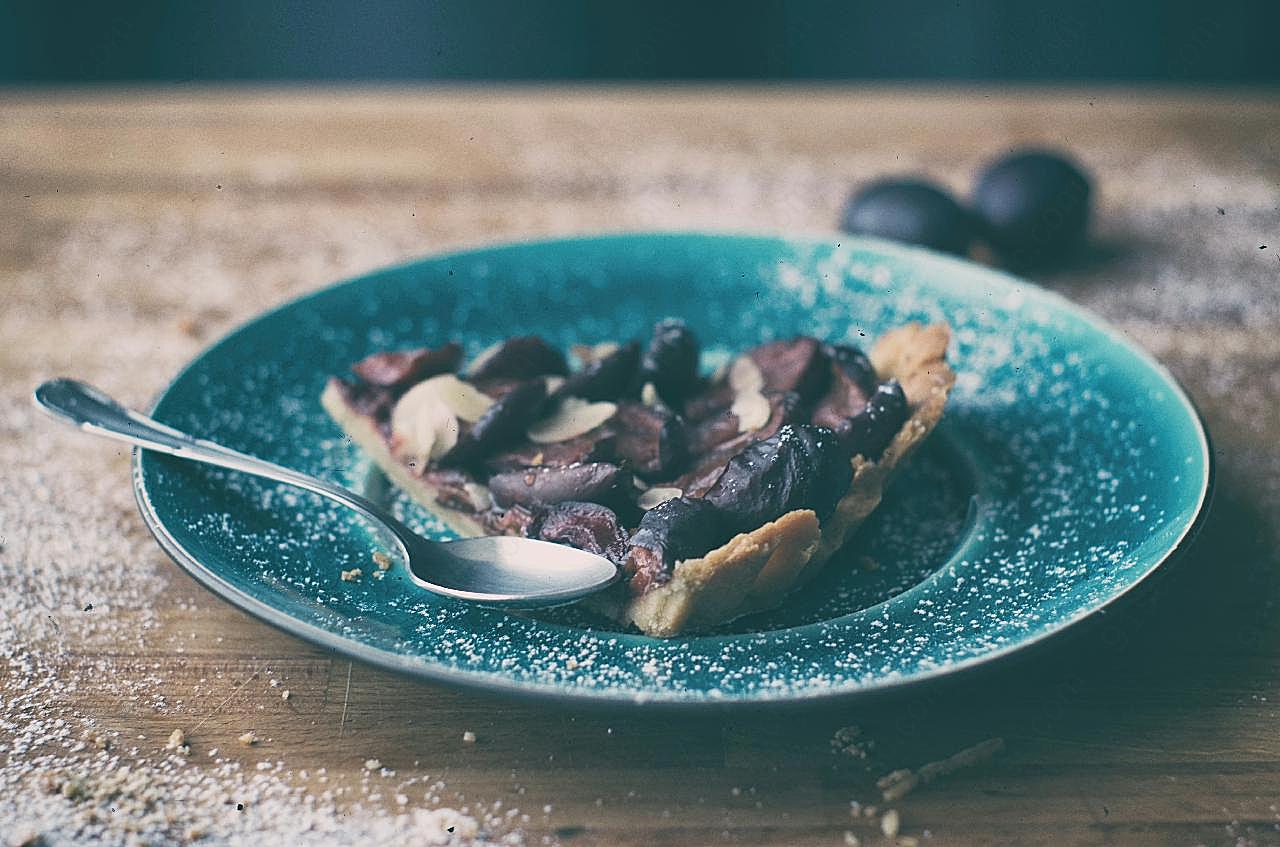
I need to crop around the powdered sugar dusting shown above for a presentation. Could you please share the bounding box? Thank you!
[123,233,1209,707]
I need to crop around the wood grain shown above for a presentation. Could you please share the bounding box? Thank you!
[3,87,1279,846]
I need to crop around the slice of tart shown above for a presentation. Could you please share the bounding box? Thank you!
[321,320,954,636]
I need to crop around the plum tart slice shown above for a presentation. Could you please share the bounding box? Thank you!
[321,320,954,636]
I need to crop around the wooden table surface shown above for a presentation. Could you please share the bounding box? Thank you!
[3,87,1280,846]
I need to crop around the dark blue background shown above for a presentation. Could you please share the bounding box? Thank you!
[3,0,1277,83]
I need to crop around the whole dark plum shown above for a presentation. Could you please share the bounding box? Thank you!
[972,149,1091,267]
[839,179,974,256]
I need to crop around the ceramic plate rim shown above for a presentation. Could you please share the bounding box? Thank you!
[131,230,1215,709]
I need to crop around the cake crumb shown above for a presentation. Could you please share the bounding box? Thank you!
[340,568,363,582]
[880,808,900,838]
[164,728,186,750]
[462,731,477,744]
[877,737,1005,802]
[843,831,860,846]
[877,768,920,803]
[831,725,874,759]
[281,689,291,701]
[80,728,109,750]
[371,550,392,570]
[364,759,381,771]
[238,732,258,746]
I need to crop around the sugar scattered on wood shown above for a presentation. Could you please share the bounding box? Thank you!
[880,808,900,838]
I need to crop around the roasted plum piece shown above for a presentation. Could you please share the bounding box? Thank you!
[747,337,830,403]
[641,319,701,405]
[471,378,527,400]
[329,378,397,438]
[623,496,726,596]
[682,336,827,421]
[484,427,617,473]
[811,343,877,431]
[675,392,802,496]
[488,462,630,510]
[351,342,464,388]
[422,469,492,513]
[611,401,687,480]
[555,341,640,401]
[535,501,628,564]
[439,378,548,466]
[704,424,852,534]
[468,336,568,381]
[827,343,877,393]
[838,380,909,461]
[682,382,734,422]
[688,391,799,456]
[480,504,540,537]
[687,406,742,455]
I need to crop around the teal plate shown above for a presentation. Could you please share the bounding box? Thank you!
[134,233,1212,707]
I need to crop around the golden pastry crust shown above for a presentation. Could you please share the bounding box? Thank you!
[322,322,954,637]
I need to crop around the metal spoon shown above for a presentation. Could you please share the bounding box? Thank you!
[33,379,620,607]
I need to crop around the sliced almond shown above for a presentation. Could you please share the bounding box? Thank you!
[640,382,661,407]
[636,486,683,510]
[390,379,462,466]
[728,355,765,394]
[526,398,617,444]
[427,374,494,422]
[463,482,494,511]
[730,389,771,432]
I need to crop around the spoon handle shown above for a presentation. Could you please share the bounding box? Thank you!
[33,378,417,546]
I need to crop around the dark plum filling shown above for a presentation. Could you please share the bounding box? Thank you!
[338,325,913,596]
